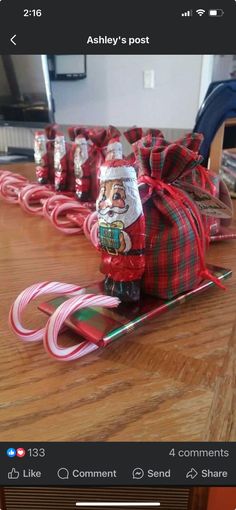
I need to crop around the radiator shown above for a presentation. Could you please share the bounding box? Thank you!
[0,127,34,152]
[0,127,189,153]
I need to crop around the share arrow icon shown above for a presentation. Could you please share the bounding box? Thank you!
[186,468,198,479]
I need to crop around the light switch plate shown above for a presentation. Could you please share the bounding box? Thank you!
[143,69,155,88]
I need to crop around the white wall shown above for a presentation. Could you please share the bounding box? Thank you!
[199,55,214,106]
[52,55,203,130]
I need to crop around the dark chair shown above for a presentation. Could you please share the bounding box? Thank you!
[193,79,236,166]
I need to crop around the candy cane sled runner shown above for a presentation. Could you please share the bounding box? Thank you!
[9,281,120,361]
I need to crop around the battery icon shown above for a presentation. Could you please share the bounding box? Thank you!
[208,9,224,16]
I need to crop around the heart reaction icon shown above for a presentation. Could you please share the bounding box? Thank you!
[16,448,26,458]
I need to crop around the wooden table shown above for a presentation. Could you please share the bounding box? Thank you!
[0,163,235,442]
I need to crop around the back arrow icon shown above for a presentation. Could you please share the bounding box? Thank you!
[10,34,16,46]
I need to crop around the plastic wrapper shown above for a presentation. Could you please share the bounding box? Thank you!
[96,158,145,302]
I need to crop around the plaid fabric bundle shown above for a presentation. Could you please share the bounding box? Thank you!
[124,127,163,168]
[135,135,223,299]
[124,127,203,164]
[126,128,233,240]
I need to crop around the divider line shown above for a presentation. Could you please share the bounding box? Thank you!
[75,503,161,507]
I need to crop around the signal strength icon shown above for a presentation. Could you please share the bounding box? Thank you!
[196,9,206,16]
[181,10,192,16]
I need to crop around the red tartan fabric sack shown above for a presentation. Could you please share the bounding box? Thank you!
[124,127,203,161]
[135,136,223,299]
[181,163,233,236]
[125,128,234,240]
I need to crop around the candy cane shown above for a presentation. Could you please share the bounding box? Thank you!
[43,194,73,222]
[0,170,11,179]
[0,172,28,203]
[9,281,85,342]
[18,183,42,208]
[50,201,87,234]
[19,185,54,215]
[0,176,29,203]
[83,211,99,247]
[44,293,119,360]
[0,172,13,184]
[66,207,92,232]
[0,171,27,184]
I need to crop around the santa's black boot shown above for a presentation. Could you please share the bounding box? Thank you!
[104,277,141,302]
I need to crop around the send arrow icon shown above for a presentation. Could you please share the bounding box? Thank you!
[10,34,16,46]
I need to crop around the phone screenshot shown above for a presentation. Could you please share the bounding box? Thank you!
[0,0,235,508]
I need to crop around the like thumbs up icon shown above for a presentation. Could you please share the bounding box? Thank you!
[8,468,20,479]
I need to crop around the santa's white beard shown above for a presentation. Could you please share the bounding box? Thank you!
[99,205,129,217]
[97,182,142,228]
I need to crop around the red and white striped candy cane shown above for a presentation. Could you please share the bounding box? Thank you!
[0,171,14,184]
[0,171,27,184]
[9,281,120,361]
[43,194,73,222]
[0,170,11,179]
[0,176,29,203]
[9,281,85,342]
[50,200,86,234]
[19,184,54,215]
[83,211,99,247]
[44,293,119,360]
[66,204,92,227]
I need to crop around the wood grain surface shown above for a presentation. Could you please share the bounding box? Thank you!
[0,163,235,442]
[1,486,208,510]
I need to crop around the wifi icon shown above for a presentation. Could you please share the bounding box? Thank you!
[196,8,206,16]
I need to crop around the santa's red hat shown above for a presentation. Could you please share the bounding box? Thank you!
[100,158,136,181]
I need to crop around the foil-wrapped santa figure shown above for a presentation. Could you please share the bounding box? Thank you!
[96,142,145,302]
[34,131,49,184]
[54,133,68,191]
[74,135,90,201]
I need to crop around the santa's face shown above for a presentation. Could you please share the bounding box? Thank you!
[97,178,142,227]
